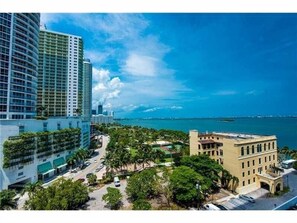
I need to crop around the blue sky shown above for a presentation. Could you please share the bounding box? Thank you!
[41,13,297,118]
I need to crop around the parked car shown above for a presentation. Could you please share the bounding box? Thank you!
[114,176,120,187]
[239,194,255,203]
[95,164,104,172]
[203,203,221,210]
[213,203,229,210]
[86,173,93,178]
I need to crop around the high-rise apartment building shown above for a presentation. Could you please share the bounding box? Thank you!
[98,104,103,115]
[37,30,83,117]
[82,59,92,120]
[0,13,40,119]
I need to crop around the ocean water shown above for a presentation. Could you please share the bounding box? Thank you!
[117,117,297,149]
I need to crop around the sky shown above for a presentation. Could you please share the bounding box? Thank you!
[41,13,297,118]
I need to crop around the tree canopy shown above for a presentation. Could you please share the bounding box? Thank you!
[132,199,152,210]
[24,178,89,210]
[102,187,122,210]
[0,189,17,210]
[125,168,158,201]
[170,166,205,206]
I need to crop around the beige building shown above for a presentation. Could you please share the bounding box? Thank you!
[189,130,283,194]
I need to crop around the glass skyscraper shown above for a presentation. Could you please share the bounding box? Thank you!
[82,59,92,120]
[0,13,40,119]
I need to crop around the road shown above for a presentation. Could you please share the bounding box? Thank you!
[220,169,297,210]
[84,179,130,210]
[17,135,109,210]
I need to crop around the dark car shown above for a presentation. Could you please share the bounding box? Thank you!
[214,204,229,210]
[86,173,93,178]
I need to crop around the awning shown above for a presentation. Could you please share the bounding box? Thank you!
[37,162,54,174]
[53,157,66,168]
[57,163,67,169]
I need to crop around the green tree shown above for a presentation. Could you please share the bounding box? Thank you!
[170,166,205,207]
[132,199,152,210]
[22,181,43,198]
[0,189,17,210]
[102,187,122,210]
[24,178,89,210]
[87,173,97,186]
[126,168,158,201]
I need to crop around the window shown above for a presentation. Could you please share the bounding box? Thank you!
[241,147,244,156]
[18,172,23,176]
[265,166,267,170]
[272,142,275,149]
[259,158,261,164]
[43,122,48,131]
[19,125,25,134]
[248,179,250,184]
[253,177,255,182]
[212,151,214,156]
[247,146,250,155]
[268,143,271,150]
[264,143,266,151]
[198,145,200,149]
[18,166,24,170]
[57,122,61,130]
[242,172,245,177]
[248,170,250,175]
[269,156,271,161]
[252,145,255,154]
[242,162,245,169]
[252,160,255,166]
[253,169,255,174]
[243,181,245,186]
[43,159,46,162]
[198,152,201,155]
[265,157,267,162]
[258,167,262,174]
[273,155,275,160]
[247,161,250,167]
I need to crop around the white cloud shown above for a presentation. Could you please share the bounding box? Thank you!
[170,106,183,110]
[213,90,237,96]
[143,107,161,113]
[92,67,124,107]
[123,53,157,77]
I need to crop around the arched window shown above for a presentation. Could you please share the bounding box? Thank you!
[272,142,275,149]
[247,146,250,155]
[252,145,255,154]
[241,147,244,156]
[264,143,266,151]
[268,143,271,150]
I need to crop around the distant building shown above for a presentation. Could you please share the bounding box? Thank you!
[98,104,103,115]
[82,59,92,120]
[0,117,90,190]
[189,130,283,194]
[0,13,40,119]
[92,109,97,115]
[37,30,83,117]
[103,111,108,116]
[91,114,114,124]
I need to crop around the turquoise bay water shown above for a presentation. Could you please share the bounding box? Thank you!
[118,117,297,149]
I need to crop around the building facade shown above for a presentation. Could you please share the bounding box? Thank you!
[82,59,92,120]
[98,104,103,115]
[91,114,114,125]
[0,13,40,119]
[37,30,83,117]
[189,130,283,194]
[0,117,90,190]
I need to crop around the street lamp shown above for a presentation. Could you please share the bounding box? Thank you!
[196,180,201,209]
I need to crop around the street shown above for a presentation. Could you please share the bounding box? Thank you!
[220,169,297,210]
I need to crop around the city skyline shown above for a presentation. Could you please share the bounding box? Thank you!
[40,14,296,118]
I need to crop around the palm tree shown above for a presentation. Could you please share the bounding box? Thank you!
[67,156,77,170]
[22,181,43,198]
[0,189,17,210]
[231,176,239,193]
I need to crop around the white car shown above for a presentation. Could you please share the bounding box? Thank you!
[239,194,255,203]
[203,203,221,210]
[114,176,120,187]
